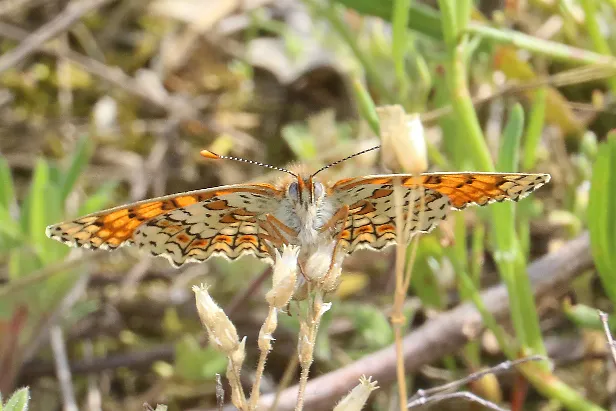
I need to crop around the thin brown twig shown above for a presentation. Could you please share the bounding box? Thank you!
[50,326,78,411]
[598,310,616,368]
[391,179,408,411]
[420,64,616,123]
[0,0,114,74]
[269,352,299,411]
[407,355,548,405]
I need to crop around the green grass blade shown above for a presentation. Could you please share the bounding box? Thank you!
[497,103,524,172]
[392,0,412,99]
[332,0,443,39]
[522,87,547,171]
[0,156,15,210]
[28,159,50,251]
[351,78,380,135]
[588,131,616,302]
[59,134,93,203]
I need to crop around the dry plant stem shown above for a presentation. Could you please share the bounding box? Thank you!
[216,374,225,411]
[598,310,616,367]
[270,353,299,411]
[391,179,423,411]
[50,326,78,411]
[0,0,114,74]
[408,355,547,405]
[295,291,326,411]
[392,179,409,411]
[227,355,247,410]
[249,307,278,410]
[409,391,508,411]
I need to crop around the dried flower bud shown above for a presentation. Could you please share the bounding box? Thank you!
[258,309,278,352]
[266,245,300,308]
[229,337,246,368]
[334,375,379,411]
[298,334,313,367]
[321,249,345,293]
[377,105,428,174]
[192,284,239,355]
[305,240,335,282]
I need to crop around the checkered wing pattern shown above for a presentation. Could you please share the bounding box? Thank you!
[46,183,284,267]
[330,172,550,253]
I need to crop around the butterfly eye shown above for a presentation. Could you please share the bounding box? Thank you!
[313,182,324,199]
[288,182,299,198]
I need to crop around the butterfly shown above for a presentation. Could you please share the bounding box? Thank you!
[46,147,551,267]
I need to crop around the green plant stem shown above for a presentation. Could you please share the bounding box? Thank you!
[519,363,606,411]
[392,0,412,100]
[579,0,616,93]
[466,23,616,68]
[438,0,493,171]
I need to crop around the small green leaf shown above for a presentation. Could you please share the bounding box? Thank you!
[4,387,29,411]
[174,335,227,381]
[350,305,393,348]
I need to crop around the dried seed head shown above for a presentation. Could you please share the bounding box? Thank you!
[377,105,427,174]
[229,337,246,367]
[258,309,278,352]
[266,245,300,308]
[298,334,314,367]
[192,284,239,355]
[321,251,345,293]
[333,375,380,411]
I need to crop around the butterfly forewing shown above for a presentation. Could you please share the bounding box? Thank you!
[46,183,283,266]
[330,172,550,253]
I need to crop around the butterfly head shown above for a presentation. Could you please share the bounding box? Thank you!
[287,176,325,210]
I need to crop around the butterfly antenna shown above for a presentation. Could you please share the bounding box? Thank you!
[200,150,297,177]
[311,146,381,177]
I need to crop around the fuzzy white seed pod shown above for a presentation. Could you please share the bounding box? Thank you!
[192,284,239,355]
[377,105,428,174]
[334,375,380,411]
[266,245,300,308]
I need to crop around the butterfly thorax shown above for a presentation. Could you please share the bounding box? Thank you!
[273,176,336,254]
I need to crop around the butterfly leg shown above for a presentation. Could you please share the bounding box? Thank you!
[258,220,285,256]
[258,214,298,256]
[265,214,297,238]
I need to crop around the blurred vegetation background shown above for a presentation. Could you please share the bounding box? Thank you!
[1,0,616,410]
